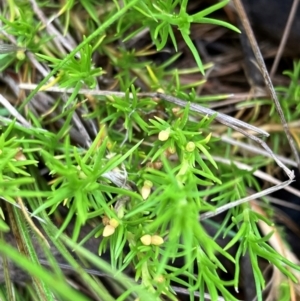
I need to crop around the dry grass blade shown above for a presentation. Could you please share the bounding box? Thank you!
[0,94,32,127]
[200,179,292,220]
[16,197,50,248]
[270,0,300,77]
[251,201,300,300]
[0,43,25,54]
[216,134,298,168]
[233,0,300,172]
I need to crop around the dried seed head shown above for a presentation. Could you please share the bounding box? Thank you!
[140,234,152,246]
[15,148,26,161]
[102,216,110,226]
[103,225,115,237]
[172,107,181,116]
[151,235,164,246]
[146,161,163,170]
[164,146,176,158]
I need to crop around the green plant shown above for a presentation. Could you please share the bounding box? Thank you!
[0,1,299,301]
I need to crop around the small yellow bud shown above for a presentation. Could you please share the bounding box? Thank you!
[172,107,181,116]
[186,141,196,152]
[158,128,170,141]
[140,234,152,246]
[141,180,153,200]
[109,218,119,228]
[141,185,151,200]
[16,50,26,61]
[103,225,115,237]
[151,235,164,246]
[155,275,165,283]
[167,146,176,154]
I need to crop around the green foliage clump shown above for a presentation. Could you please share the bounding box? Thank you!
[0,1,299,301]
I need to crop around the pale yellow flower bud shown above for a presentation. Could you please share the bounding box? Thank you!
[109,218,119,228]
[141,186,151,200]
[140,234,152,246]
[141,180,153,200]
[155,275,165,283]
[158,128,170,141]
[186,141,195,152]
[103,225,115,237]
[151,235,164,246]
